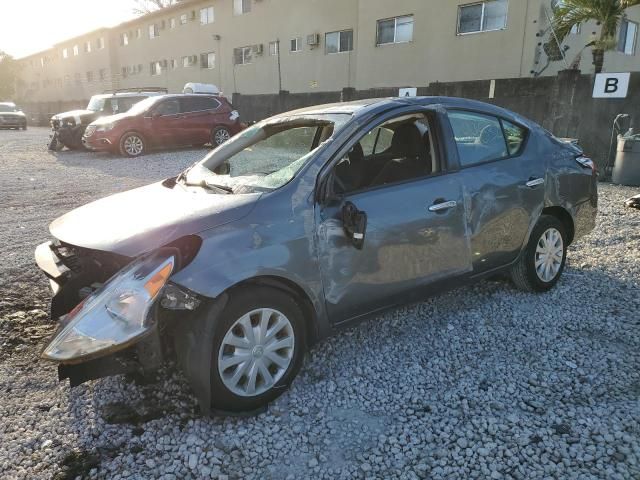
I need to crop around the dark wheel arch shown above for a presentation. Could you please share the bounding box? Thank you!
[542,206,574,245]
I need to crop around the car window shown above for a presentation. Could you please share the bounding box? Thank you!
[181,96,220,113]
[359,127,393,156]
[155,99,180,116]
[112,96,146,113]
[502,119,527,155]
[333,113,437,194]
[448,111,508,167]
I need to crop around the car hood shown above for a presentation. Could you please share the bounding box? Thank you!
[52,110,98,122]
[50,181,261,257]
[90,112,131,126]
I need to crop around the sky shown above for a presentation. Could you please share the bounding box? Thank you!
[0,0,140,58]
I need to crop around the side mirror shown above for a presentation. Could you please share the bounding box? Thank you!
[342,201,367,249]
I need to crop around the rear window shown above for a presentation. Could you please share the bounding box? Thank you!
[181,96,221,113]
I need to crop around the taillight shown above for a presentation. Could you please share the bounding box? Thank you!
[575,155,596,174]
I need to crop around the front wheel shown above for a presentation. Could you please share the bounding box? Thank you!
[211,126,231,147]
[511,215,567,292]
[119,132,146,157]
[210,287,306,412]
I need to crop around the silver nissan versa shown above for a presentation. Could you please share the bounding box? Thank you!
[35,97,597,413]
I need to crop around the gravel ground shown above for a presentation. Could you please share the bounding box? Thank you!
[0,127,639,480]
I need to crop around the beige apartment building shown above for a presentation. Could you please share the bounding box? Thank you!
[16,0,640,104]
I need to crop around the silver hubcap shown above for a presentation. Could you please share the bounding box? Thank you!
[218,308,295,397]
[214,128,230,145]
[535,227,564,282]
[124,135,143,155]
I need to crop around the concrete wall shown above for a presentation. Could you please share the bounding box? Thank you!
[232,70,639,170]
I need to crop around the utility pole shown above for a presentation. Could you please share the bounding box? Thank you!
[277,39,282,93]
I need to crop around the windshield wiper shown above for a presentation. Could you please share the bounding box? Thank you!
[204,181,234,193]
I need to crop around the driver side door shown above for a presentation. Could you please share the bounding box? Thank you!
[315,108,472,324]
[149,98,185,147]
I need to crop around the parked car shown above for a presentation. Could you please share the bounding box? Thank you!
[0,102,27,130]
[36,97,597,413]
[49,88,167,151]
[83,94,242,157]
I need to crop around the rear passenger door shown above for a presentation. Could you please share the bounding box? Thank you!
[179,96,221,145]
[447,109,545,274]
[150,98,185,146]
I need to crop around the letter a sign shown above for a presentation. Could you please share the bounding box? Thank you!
[593,73,630,98]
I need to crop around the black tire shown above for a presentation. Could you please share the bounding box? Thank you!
[211,126,231,147]
[210,286,307,412]
[511,215,567,292]
[119,132,146,157]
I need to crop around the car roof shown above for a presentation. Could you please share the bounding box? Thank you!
[92,92,164,99]
[279,96,527,125]
[0,102,16,106]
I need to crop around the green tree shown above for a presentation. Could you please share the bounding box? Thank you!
[0,51,20,100]
[553,0,640,73]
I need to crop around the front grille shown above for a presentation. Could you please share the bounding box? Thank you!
[84,125,96,137]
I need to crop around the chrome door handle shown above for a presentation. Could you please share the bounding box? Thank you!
[525,178,544,188]
[428,200,457,212]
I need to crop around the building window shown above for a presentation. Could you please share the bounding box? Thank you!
[182,55,197,67]
[75,73,81,85]
[97,37,105,49]
[170,58,178,69]
[618,19,638,55]
[457,0,508,35]
[200,6,214,24]
[64,75,71,85]
[151,61,163,76]
[326,29,353,54]
[135,28,142,38]
[290,37,302,52]
[86,71,94,83]
[170,18,176,28]
[73,45,79,56]
[62,48,68,59]
[234,46,253,65]
[233,0,251,15]
[99,68,107,81]
[84,41,92,53]
[269,41,279,56]
[180,13,188,24]
[376,15,414,45]
[121,32,129,46]
[149,24,159,39]
[200,52,216,68]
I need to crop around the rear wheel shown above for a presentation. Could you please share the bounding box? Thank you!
[119,132,146,157]
[511,215,567,292]
[210,287,306,412]
[211,126,231,147]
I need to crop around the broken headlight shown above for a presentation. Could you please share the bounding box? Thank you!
[42,252,175,363]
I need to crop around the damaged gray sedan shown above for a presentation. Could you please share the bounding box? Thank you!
[36,97,597,413]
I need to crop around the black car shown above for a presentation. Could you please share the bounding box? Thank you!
[48,88,167,151]
[0,102,27,130]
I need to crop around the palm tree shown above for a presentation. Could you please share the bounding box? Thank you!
[552,0,640,73]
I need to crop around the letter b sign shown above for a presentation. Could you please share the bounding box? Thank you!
[593,73,630,98]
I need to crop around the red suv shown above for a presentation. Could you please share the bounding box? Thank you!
[83,94,242,157]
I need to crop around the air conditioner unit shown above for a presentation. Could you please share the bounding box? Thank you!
[190,10,197,20]
[160,20,166,30]
[307,33,320,46]
[161,59,168,67]
[253,44,264,55]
